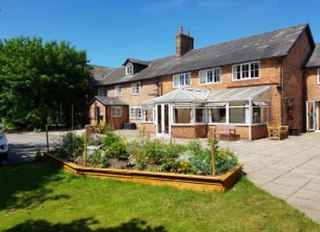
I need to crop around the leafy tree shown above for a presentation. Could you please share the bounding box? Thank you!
[0,36,93,129]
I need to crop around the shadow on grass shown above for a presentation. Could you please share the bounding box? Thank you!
[0,161,68,211]
[4,218,167,232]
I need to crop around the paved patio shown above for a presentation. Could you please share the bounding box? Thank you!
[115,130,320,224]
[217,133,320,223]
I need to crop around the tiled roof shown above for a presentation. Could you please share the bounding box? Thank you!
[306,44,320,67]
[96,24,310,86]
[123,58,150,66]
[93,96,128,106]
[92,65,114,80]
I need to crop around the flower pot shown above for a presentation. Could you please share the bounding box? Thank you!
[289,128,299,136]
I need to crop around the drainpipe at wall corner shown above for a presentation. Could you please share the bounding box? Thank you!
[280,58,284,126]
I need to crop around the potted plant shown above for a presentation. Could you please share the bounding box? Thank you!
[286,98,299,135]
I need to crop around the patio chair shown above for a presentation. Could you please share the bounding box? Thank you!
[266,122,289,140]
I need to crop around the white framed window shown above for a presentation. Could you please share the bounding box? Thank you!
[209,104,227,123]
[199,68,221,84]
[232,61,259,81]
[143,107,154,122]
[98,87,107,97]
[173,106,192,124]
[229,101,249,124]
[126,63,134,75]
[130,107,142,119]
[131,82,140,95]
[115,85,122,97]
[173,72,191,88]
[317,68,320,84]
[195,107,206,123]
[112,106,122,118]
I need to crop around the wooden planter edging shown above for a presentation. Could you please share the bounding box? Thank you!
[43,153,242,192]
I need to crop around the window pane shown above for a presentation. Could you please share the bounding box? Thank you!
[242,64,249,78]
[229,108,246,123]
[214,69,220,82]
[211,108,226,123]
[185,73,190,86]
[252,107,261,123]
[173,75,179,87]
[195,108,205,123]
[207,70,213,83]
[233,65,241,80]
[144,109,153,122]
[251,62,259,78]
[200,71,206,84]
[174,108,191,123]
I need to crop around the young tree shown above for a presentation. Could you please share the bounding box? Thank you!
[0,37,93,129]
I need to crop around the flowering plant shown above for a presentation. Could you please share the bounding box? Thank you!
[286,98,295,122]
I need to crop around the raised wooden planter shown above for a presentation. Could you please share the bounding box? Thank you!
[43,153,242,192]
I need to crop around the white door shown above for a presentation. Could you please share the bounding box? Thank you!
[306,101,316,131]
[156,104,170,138]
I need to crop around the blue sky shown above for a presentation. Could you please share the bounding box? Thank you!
[1,0,320,67]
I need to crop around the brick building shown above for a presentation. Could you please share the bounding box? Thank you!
[90,23,319,140]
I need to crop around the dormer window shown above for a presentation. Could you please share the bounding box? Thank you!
[126,63,134,75]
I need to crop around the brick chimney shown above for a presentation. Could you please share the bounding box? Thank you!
[176,26,194,57]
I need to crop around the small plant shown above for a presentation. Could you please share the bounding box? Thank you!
[189,148,212,175]
[215,150,238,174]
[135,153,148,170]
[103,126,121,148]
[106,141,128,160]
[87,149,108,168]
[54,132,84,161]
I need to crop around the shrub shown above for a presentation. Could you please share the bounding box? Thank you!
[102,126,121,148]
[142,140,185,165]
[54,132,84,161]
[87,149,108,168]
[189,148,212,175]
[160,158,196,174]
[215,150,238,174]
[106,141,128,160]
[142,140,167,165]
[135,154,149,170]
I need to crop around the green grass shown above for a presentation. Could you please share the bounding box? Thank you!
[0,162,319,232]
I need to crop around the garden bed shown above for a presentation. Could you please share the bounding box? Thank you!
[44,152,242,192]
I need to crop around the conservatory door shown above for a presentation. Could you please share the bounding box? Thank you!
[156,104,170,138]
[306,101,316,131]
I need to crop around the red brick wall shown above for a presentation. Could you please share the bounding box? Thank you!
[89,100,107,125]
[306,67,320,101]
[282,30,313,131]
[171,125,207,138]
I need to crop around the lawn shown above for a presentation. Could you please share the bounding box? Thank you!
[0,162,319,232]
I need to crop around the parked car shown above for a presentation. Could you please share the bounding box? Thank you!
[0,132,8,163]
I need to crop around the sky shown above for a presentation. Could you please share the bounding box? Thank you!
[1,0,320,67]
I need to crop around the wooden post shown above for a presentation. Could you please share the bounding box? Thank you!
[84,125,88,167]
[46,124,49,153]
[210,129,216,176]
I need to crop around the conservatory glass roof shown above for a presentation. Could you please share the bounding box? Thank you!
[141,85,271,106]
